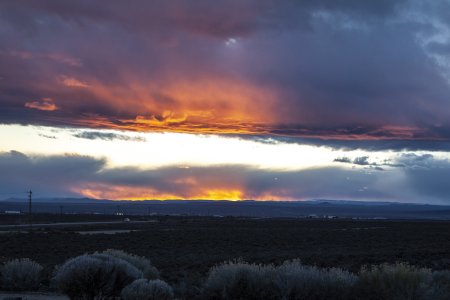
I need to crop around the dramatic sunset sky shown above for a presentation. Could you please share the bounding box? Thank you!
[1,0,450,203]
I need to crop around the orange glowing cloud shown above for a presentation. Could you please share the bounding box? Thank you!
[55,75,280,135]
[135,111,188,126]
[72,183,287,201]
[24,98,59,111]
[58,75,89,88]
[73,184,183,201]
[22,75,433,140]
[72,184,244,201]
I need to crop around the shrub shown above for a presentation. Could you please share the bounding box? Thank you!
[121,279,174,300]
[172,272,203,300]
[54,253,143,299]
[355,263,432,300]
[0,258,43,291]
[101,249,159,279]
[425,270,450,300]
[276,260,357,300]
[201,260,281,300]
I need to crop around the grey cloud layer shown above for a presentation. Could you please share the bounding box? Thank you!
[1,151,449,204]
[73,131,146,142]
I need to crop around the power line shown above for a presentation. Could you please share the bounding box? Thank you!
[0,191,28,196]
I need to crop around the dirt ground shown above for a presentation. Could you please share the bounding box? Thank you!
[0,292,68,300]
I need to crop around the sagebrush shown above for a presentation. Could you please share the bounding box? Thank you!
[0,258,43,291]
[277,260,357,300]
[121,278,174,300]
[53,253,143,299]
[201,260,281,300]
[101,249,159,279]
[355,263,432,300]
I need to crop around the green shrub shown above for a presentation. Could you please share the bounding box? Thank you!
[0,258,43,291]
[201,260,281,300]
[101,249,159,279]
[121,279,174,300]
[355,263,432,300]
[54,253,143,299]
[276,260,357,300]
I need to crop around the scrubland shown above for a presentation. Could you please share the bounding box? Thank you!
[1,216,450,299]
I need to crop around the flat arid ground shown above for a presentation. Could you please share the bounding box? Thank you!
[0,292,67,299]
[1,215,450,287]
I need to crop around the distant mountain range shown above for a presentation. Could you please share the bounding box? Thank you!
[1,197,111,204]
[0,197,433,206]
[1,197,449,220]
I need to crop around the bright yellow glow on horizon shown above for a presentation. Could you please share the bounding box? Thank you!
[72,183,286,201]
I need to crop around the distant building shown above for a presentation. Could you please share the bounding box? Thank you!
[4,210,21,214]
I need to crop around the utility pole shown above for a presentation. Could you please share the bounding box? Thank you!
[28,190,32,232]
[59,205,64,221]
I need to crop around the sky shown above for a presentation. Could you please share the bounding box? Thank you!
[1,0,450,203]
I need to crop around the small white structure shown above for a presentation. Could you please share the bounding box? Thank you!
[4,210,21,214]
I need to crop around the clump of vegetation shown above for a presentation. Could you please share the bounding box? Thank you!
[424,270,450,300]
[121,279,174,300]
[276,260,357,300]
[101,249,159,279]
[355,262,432,300]
[4,248,450,300]
[53,253,143,299]
[201,260,358,300]
[0,258,43,291]
[201,260,281,300]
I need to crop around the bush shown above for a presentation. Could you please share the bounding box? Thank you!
[53,253,143,299]
[121,279,174,300]
[355,263,432,300]
[172,271,203,300]
[101,249,159,279]
[0,258,43,291]
[425,270,450,300]
[276,260,357,300]
[201,260,281,300]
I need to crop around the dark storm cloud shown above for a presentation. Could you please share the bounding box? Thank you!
[1,0,450,147]
[237,135,450,152]
[393,154,450,201]
[1,150,450,203]
[0,0,405,37]
[38,133,56,139]
[0,151,105,197]
[73,131,146,142]
[333,155,403,170]
[353,157,370,166]
[334,156,375,166]
[334,157,352,164]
